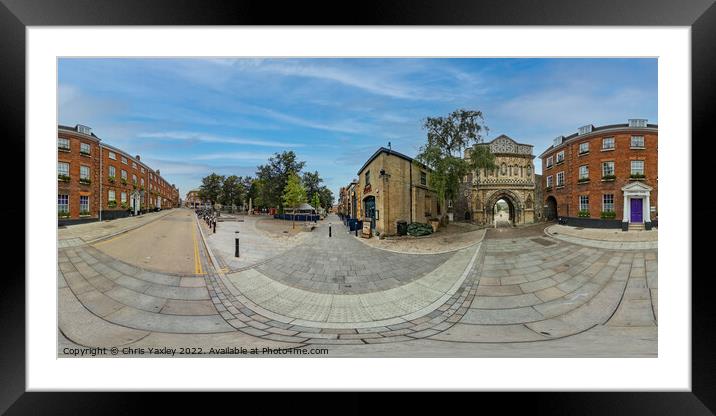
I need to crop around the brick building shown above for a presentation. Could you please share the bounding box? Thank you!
[356,147,439,237]
[184,189,208,209]
[58,124,180,225]
[539,119,657,230]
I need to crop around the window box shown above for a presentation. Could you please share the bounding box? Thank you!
[556,185,565,189]
[79,178,92,185]
[600,147,615,152]
[630,146,646,150]
[79,210,91,217]
[80,151,91,157]
[108,201,117,208]
[58,174,70,182]
[545,164,553,169]
[58,212,70,219]
[577,210,590,218]
[600,211,617,219]
[629,174,646,180]
[121,178,128,185]
[121,202,128,209]
[601,175,616,181]
[578,150,589,156]
[108,176,115,183]
[577,178,590,183]
[58,146,71,152]
[544,186,552,192]
[555,160,564,165]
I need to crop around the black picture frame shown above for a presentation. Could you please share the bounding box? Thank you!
[1,0,709,413]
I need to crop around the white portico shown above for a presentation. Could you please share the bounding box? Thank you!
[621,181,654,230]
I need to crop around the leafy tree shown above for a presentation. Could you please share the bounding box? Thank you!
[256,151,306,210]
[414,109,494,212]
[311,193,321,211]
[302,171,323,202]
[282,172,307,228]
[219,175,245,212]
[198,173,224,207]
[317,186,334,211]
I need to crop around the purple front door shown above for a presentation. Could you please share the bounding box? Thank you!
[630,198,643,223]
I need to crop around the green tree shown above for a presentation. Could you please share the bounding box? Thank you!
[198,173,224,208]
[302,170,323,203]
[282,172,307,228]
[414,109,494,213]
[219,175,245,212]
[317,186,334,212]
[311,192,321,211]
[256,151,306,210]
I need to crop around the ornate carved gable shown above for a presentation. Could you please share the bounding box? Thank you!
[487,134,534,156]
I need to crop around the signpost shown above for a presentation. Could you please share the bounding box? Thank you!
[362,219,372,238]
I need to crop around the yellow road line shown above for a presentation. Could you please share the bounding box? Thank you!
[192,222,204,275]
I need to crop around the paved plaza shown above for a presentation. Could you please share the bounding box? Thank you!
[58,209,657,357]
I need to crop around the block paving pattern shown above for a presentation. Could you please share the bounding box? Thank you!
[58,214,657,350]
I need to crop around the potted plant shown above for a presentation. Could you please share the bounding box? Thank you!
[79,210,91,217]
[600,211,617,219]
[108,200,117,208]
[629,173,646,180]
[577,177,590,183]
[79,177,91,185]
[58,211,70,219]
[58,174,70,182]
[601,174,616,181]
[121,178,128,185]
[577,210,590,218]
[108,176,115,183]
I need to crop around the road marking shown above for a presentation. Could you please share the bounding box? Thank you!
[192,222,204,275]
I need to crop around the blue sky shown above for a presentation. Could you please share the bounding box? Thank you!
[58,58,657,200]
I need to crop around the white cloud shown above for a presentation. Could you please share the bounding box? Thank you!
[137,131,304,147]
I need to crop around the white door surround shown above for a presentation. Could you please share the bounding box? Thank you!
[621,181,653,224]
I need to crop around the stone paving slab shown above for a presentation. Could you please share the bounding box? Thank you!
[104,306,234,334]
[430,323,546,343]
[59,287,150,348]
[545,225,657,250]
[58,209,176,246]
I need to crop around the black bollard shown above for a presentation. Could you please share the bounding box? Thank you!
[355,226,358,237]
[329,224,332,237]
[235,237,240,257]
[213,221,216,233]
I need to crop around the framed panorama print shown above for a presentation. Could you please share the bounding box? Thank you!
[1,0,711,413]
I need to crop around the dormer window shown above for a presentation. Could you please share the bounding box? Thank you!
[628,119,648,128]
[553,136,564,146]
[76,124,92,135]
[578,125,593,135]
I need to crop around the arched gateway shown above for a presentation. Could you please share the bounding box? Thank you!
[454,135,540,226]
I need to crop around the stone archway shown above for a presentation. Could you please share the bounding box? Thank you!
[484,190,523,227]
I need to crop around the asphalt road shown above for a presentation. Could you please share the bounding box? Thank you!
[92,209,202,275]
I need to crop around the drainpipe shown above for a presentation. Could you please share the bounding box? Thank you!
[409,162,413,223]
[99,145,102,221]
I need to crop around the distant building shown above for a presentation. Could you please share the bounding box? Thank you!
[185,189,209,209]
[539,119,658,230]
